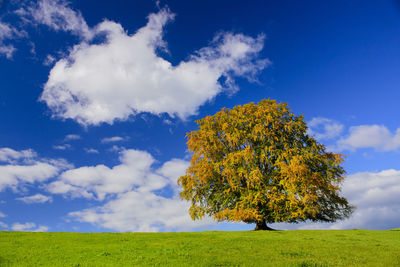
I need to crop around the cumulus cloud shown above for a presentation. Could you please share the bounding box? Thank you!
[156,158,189,194]
[0,147,72,191]
[304,119,400,152]
[337,125,400,152]
[307,117,344,140]
[11,222,49,232]
[48,149,213,231]
[21,0,91,39]
[0,162,64,191]
[48,149,177,200]
[0,221,8,228]
[0,211,6,218]
[16,193,53,204]
[40,8,269,126]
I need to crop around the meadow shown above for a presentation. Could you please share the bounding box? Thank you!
[1,229,399,266]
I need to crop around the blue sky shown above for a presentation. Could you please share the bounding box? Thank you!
[0,0,399,232]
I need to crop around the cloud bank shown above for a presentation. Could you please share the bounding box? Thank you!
[2,144,399,231]
[48,149,214,232]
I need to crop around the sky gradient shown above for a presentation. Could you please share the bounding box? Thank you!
[0,0,399,232]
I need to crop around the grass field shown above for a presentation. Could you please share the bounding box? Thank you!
[1,229,399,266]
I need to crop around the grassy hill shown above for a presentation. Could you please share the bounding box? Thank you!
[1,229,399,266]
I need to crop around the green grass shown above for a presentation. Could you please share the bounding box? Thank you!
[1,229,399,266]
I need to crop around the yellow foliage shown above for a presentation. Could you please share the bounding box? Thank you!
[178,99,353,225]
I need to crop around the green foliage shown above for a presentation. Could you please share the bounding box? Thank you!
[1,230,399,266]
[178,99,353,226]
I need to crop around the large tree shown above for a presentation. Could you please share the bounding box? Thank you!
[178,99,353,230]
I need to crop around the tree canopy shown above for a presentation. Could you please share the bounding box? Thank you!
[178,99,353,230]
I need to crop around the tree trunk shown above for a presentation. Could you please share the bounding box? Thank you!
[254,219,275,231]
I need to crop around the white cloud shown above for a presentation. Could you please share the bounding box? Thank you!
[1,0,86,59]
[28,40,36,55]
[16,193,53,204]
[0,162,64,191]
[48,149,170,200]
[0,147,72,191]
[52,134,81,150]
[49,149,214,231]
[0,21,25,58]
[100,136,126,143]
[11,222,35,231]
[325,169,400,230]
[23,0,91,39]
[70,190,213,232]
[163,119,173,125]
[40,8,269,126]
[306,120,400,152]
[0,44,15,59]
[307,117,344,140]
[35,225,49,232]
[43,54,56,66]
[0,147,36,163]
[156,158,188,194]
[0,211,6,218]
[107,145,123,152]
[11,222,49,232]
[337,125,400,152]
[0,221,8,228]
[64,134,81,141]
[53,144,71,150]
[84,148,99,154]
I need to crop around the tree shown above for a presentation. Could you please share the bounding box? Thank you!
[178,99,353,230]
